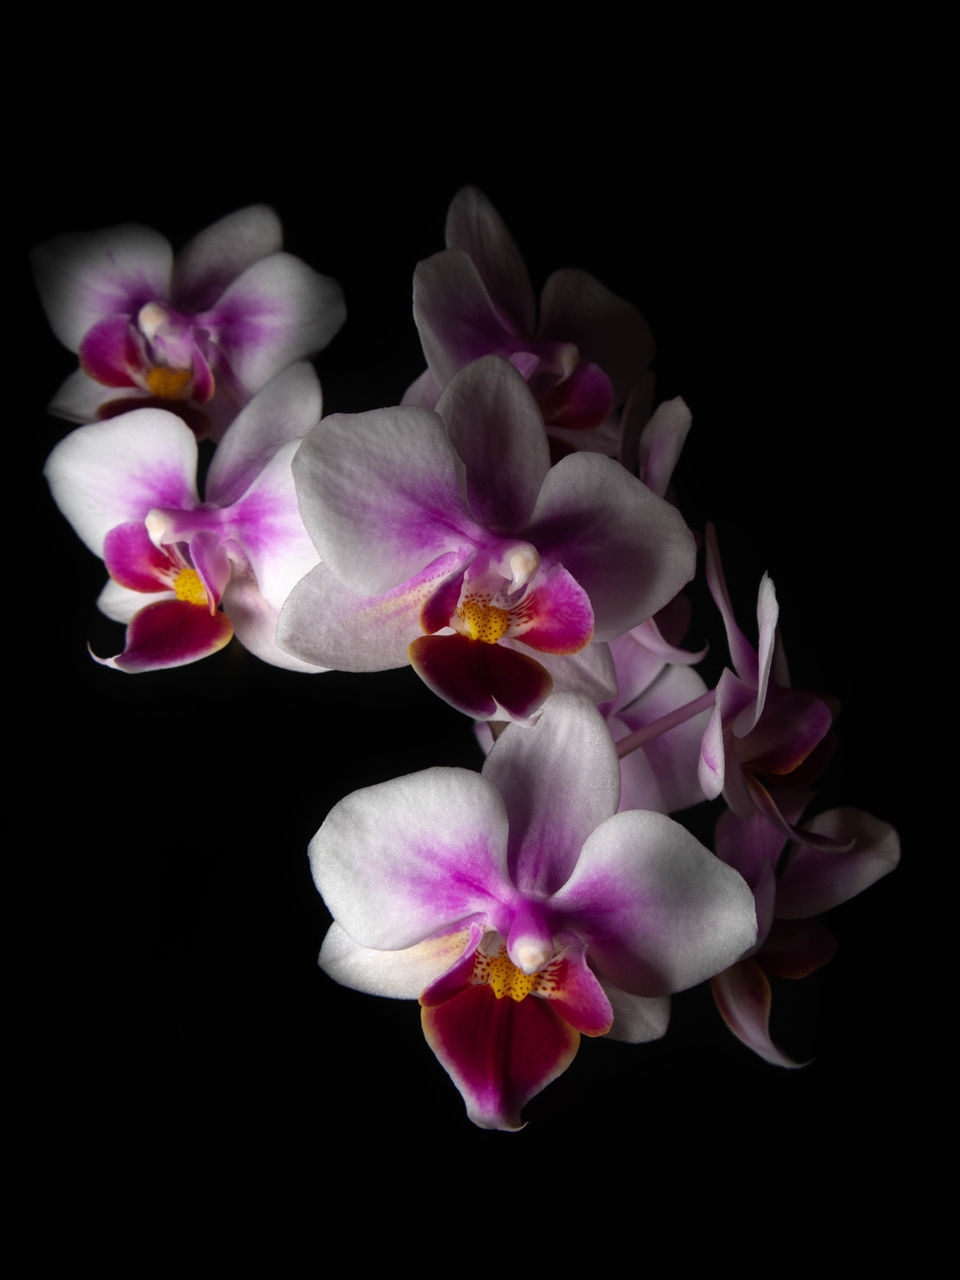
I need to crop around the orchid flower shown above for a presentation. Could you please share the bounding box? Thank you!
[698,524,838,846]
[44,363,325,672]
[709,802,900,1066]
[402,186,654,450]
[32,205,345,440]
[311,694,757,1129]
[278,356,696,722]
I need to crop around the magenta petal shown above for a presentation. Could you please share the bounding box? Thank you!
[543,939,614,1036]
[79,315,146,387]
[711,961,809,1068]
[421,983,580,1130]
[95,598,233,671]
[409,634,553,722]
[512,565,594,654]
[536,359,613,431]
[103,521,173,593]
[741,690,833,775]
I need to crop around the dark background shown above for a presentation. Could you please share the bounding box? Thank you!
[16,57,917,1197]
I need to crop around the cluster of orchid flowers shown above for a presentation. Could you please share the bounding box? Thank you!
[36,190,900,1130]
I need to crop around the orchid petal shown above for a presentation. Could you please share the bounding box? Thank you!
[421,982,579,1131]
[551,810,757,996]
[774,808,901,918]
[483,694,619,898]
[704,523,761,685]
[535,358,613,431]
[436,356,550,532]
[738,688,833,773]
[409,634,553,723]
[44,411,200,557]
[103,521,173,593]
[78,314,145,387]
[292,406,480,595]
[710,961,809,1068]
[616,665,713,814]
[443,186,537,336]
[97,577,168,624]
[94,598,233,672]
[47,369,142,424]
[510,565,594,654]
[31,224,172,351]
[400,366,443,411]
[208,252,346,393]
[636,397,693,499]
[222,574,326,673]
[319,921,478,1000]
[525,451,697,640]
[413,249,518,385]
[278,553,472,672]
[222,438,320,609]
[751,572,781,730]
[309,767,513,952]
[171,205,283,312]
[205,363,323,507]
[600,981,671,1044]
[537,267,654,405]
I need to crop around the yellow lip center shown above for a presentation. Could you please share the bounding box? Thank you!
[473,945,539,1002]
[146,366,193,399]
[458,598,510,644]
[174,567,208,606]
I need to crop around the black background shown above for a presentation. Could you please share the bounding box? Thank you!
[15,48,918,1205]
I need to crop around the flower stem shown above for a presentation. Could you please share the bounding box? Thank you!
[615,688,716,759]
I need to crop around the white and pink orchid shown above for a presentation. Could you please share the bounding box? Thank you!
[44,363,325,672]
[710,801,900,1066]
[311,694,757,1130]
[698,524,838,844]
[279,355,696,721]
[402,186,654,451]
[31,205,345,440]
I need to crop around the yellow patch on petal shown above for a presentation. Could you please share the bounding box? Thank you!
[174,567,208,606]
[472,944,550,1003]
[458,598,510,644]
[146,366,193,399]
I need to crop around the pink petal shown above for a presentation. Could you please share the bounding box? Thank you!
[103,521,174,593]
[78,315,146,387]
[774,808,901,918]
[710,961,809,1068]
[510,565,594,654]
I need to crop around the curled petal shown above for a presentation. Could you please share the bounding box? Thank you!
[711,961,809,1068]
[421,982,580,1131]
[93,598,233,672]
[704,523,761,686]
[758,918,839,978]
[536,359,613,432]
[775,808,900,918]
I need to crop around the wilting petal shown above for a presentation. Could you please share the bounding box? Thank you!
[409,633,553,722]
[94,598,233,672]
[309,767,513,952]
[758,918,839,978]
[172,205,283,312]
[209,252,346,394]
[44,410,200,556]
[31,223,172,351]
[483,693,620,897]
[279,553,472,672]
[551,809,757,996]
[421,982,580,1130]
[774,808,900,918]
[738,688,834,773]
[444,186,537,336]
[704,523,761,687]
[711,961,809,1068]
[436,356,550,532]
[525,451,697,641]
